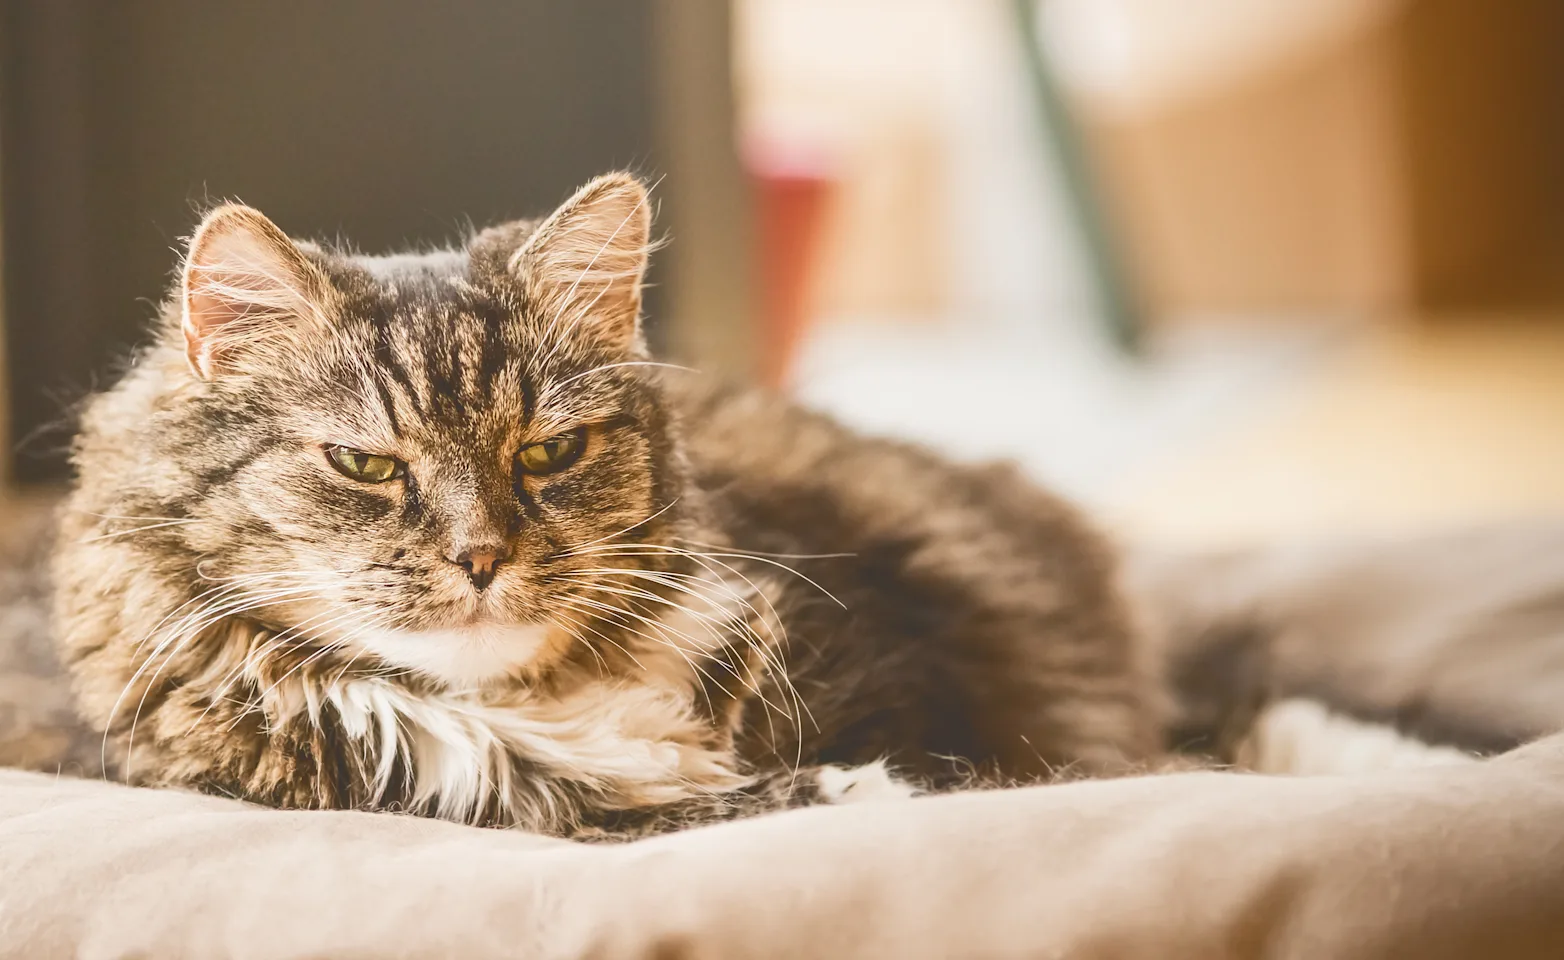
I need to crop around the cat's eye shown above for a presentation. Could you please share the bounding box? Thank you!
[325,445,403,483]
[516,429,586,475]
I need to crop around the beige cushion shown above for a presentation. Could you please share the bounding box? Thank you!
[4,734,1564,959]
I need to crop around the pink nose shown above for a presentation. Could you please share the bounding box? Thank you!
[447,544,509,590]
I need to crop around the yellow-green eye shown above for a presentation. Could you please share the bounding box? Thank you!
[325,446,403,483]
[516,430,585,475]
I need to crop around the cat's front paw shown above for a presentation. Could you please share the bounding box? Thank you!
[814,761,918,804]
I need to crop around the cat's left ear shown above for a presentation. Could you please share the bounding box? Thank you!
[507,173,653,355]
[181,204,334,379]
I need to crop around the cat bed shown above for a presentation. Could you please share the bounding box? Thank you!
[5,519,1564,956]
[3,736,1564,958]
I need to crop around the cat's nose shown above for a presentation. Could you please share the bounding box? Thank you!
[447,543,510,590]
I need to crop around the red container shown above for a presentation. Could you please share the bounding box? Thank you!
[746,139,837,389]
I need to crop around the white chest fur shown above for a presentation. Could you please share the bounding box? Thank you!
[264,667,746,829]
[255,571,788,829]
[351,622,556,687]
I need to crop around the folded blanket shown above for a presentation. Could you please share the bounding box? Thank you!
[4,734,1564,959]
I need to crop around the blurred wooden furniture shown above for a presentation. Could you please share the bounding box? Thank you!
[1050,0,1564,328]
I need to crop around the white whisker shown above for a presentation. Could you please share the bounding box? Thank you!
[548,499,680,559]
[77,517,198,544]
[541,361,696,399]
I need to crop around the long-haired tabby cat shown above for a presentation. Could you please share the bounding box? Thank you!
[54,173,1161,837]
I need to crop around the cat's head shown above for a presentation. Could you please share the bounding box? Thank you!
[80,173,704,687]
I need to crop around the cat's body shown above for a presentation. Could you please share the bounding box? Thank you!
[53,174,1159,837]
[677,382,1156,783]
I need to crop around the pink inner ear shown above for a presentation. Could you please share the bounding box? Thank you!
[183,257,243,378]
[183,273,257,377]
[185,265,254,335]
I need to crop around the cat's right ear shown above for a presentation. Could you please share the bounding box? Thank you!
[504,173,654,356]
[181,204,333,380]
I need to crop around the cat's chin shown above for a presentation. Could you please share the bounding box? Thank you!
[352,620,563,688]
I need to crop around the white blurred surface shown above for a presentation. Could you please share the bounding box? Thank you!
[790,316,1338,509]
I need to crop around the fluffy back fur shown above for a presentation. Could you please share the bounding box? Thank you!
[54,173,1161,836]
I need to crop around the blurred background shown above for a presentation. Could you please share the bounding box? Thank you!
[2,0,1562,551]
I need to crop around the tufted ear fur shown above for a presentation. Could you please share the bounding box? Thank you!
[505,173,653,355]
[181,204,334,379]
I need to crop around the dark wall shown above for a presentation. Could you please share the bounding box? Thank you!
[2,0,666,482]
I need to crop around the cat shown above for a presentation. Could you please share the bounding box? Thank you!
[52,172,1163,838]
